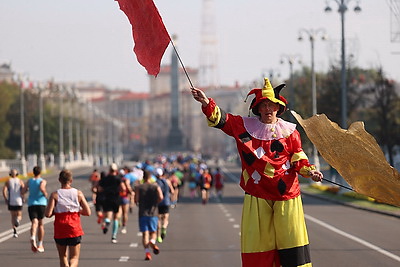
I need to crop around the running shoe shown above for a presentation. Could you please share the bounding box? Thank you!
[30,238,37,253]
[161,228,167,240]
[121,227,127,234]
[156,236,163,243]
[102,221,110,234]
[37,246,45,253]
[144,252,152,261]
[13,233,18,238]
[111,238,118,244]
[152,245,160,255]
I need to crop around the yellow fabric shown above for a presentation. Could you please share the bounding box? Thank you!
[241,195,309,253]
[291,151,309,163]
[243,169,250,185]
[262,78,286,106]
[206,105,222,127]
[264,162,275,178]
[299,165,316,178]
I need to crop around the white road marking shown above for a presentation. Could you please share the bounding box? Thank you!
[0,217,54,243]
[129,242,138,248]
[0,202,95,244]
[305,214,400,263]
[119,256,129,262]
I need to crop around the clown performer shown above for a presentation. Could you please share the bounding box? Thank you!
[191,78,323,267]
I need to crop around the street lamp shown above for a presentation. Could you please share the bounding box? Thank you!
[18,74,28,176]
[280,54,301,111]
[66,86,74,162]
[38,82,46,171]
[57,84,65,169]
[298,28,327,170]
[324,0,361,128]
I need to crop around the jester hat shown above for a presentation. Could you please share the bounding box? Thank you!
[246,78,287,116]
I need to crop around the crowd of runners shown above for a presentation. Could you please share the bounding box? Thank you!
[90,153,225,260]
[2,153,225,265]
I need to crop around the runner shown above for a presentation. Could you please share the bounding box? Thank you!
[2,169,24,238]
[155,168,174,243]
[199,167,213,205]
[119,168,133,234]
[135,170,163,261]
[45,169,91,267]
[213,167,224,201]
[98,163,122,244]
[23,166,48,253]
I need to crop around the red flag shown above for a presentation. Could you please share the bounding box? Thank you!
[116,0,170,76]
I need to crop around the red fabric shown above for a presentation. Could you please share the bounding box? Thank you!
[116,0,170,76]
[54,212,84,239]
[241,250,280,267]
[202,98,314,201]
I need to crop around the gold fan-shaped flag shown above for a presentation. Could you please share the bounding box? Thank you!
[291,111,400,207]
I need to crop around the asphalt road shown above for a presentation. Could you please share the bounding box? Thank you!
[1,163,400,266]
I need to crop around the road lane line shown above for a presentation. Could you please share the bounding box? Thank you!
[129,242,138,247]
[0,218,54,243]
[305,214,400,263]
[0,202,94,244]
[119,256,129,262]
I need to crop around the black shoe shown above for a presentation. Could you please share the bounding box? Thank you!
[153,245,160,255]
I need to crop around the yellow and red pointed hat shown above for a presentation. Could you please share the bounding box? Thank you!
[246,78,287,115]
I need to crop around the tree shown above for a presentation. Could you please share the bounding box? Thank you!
[0,82,18,158]
[362,68,400,166]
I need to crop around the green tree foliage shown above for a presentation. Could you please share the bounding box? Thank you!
[0,82,18,158]
[6,88,61,156]
[360,68,400,166]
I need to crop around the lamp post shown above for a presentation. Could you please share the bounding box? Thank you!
[18,75,28,176]
[280,54,301,111]
[58,84,65,169]
[38,82,46,171]
[298,28,327,170]
[66,86,74,162]
[324,0,361,128]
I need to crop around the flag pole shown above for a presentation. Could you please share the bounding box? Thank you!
[168,38,195,89]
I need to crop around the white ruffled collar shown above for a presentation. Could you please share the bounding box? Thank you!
[242,117,296,141]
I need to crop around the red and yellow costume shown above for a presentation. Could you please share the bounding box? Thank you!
[200,78,316,267]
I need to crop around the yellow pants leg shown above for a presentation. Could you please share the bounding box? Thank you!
[241,194,312,267]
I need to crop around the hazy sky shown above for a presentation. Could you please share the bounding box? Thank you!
[0,0,399,92]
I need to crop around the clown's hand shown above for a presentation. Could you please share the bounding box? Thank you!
[309,170,323,182]
[191,87,209,107]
